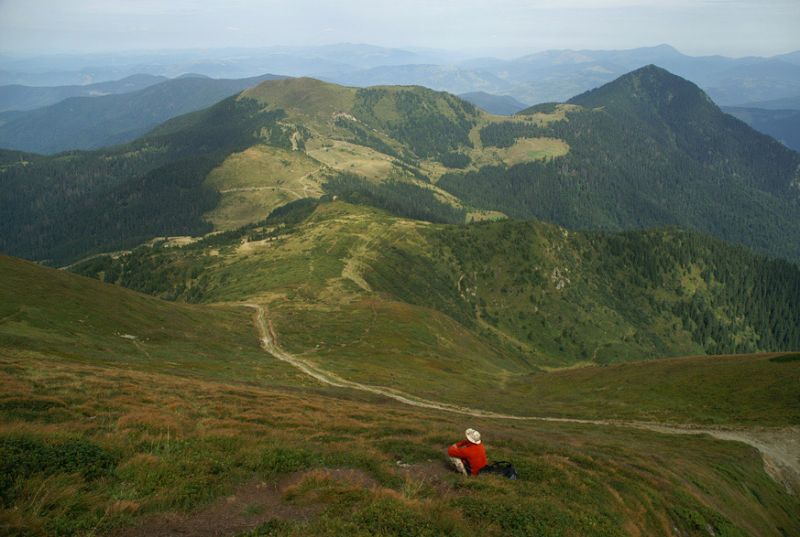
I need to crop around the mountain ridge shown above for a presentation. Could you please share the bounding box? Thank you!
[0,73,167,112]
[2,66,800,265]
[0,73,285,154]
[459,91,529,115]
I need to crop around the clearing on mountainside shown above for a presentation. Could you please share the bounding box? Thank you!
[203,145,326,230]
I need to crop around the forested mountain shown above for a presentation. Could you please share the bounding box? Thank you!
[723,106,800,152]
[0,78,483,264]
[0,74,166,112]
[0,96,288,263]
[438,65,800,260]
[0,74,284,154]
[3,66,800,266]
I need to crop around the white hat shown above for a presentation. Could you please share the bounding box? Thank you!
[465,428,481,444]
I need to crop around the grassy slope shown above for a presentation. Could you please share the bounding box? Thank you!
[0,255,304,387]
[512,352,800,425]
[72,202,800,426]
[1,255,798,536]
[203,145,326,230]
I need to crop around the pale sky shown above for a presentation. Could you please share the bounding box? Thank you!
[0,0,798,57]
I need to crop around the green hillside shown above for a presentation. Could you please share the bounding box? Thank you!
[1,248,799,536]
[0,79,493,265]
[0,254,300,386]
[438,65,800,260]
[72,201,800,423]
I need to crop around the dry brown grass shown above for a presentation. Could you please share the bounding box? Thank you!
[2,348,797,536]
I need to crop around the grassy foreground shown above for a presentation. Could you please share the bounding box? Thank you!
[1,254,799,535]
[3,352,799,537]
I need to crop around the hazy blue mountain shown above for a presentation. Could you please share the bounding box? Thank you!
[737,95,800,110]
[275,43,439,69]
[327,64,510,95]
[0,74,167,112]
[488,46,800,105]
[458,91,529,115]
[0,74,284,154]
[723,106,800,152]
[4,45,799,107]
[774,50,800,66]
[701,60,800,105]
[0,110,24,127]
[0,44,445,86]
[321,45,800,107]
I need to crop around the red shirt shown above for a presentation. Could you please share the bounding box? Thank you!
[447,440,487,475]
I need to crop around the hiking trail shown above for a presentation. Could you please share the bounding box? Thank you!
[242,303,800,493]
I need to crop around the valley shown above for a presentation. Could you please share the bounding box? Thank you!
[1,59,799,536]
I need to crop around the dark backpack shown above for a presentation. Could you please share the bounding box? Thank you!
[479,461,518,480]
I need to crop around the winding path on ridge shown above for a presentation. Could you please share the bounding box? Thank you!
[242,303,800,493]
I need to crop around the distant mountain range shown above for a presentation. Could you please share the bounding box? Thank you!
[0,74,167,112]
[458,92,529,115]
[0,44,464,86]
[3,44,800,107]
[0,73,284,154]
[1,65,799,266]
[739,95,800,110]
[3,43,799,155]
[324,44,800,107]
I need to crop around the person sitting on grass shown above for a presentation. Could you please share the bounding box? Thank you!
[447,428,487,476]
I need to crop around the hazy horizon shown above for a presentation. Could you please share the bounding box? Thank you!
[0,42,797,63]
[1,0,798,58]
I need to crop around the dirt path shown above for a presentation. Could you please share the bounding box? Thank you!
[219,186,304,199]
[242,303,800,493]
